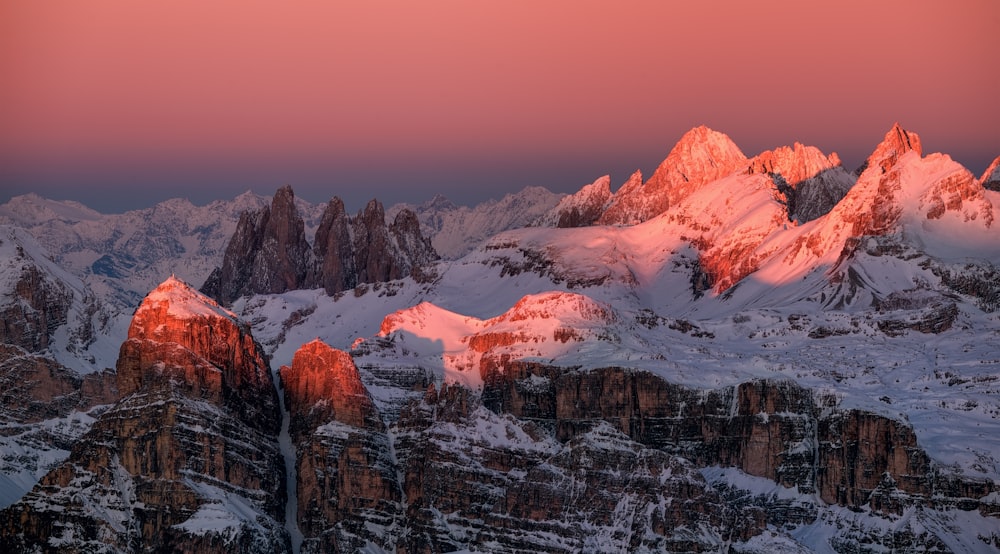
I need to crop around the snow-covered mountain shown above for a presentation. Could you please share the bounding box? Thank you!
[2,124,1000,552]
[387,186,563,259]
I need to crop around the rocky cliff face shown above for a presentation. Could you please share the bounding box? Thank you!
[201,185,312,305]
[856,122,923,176]
[0,345,116,424]
[203,187,438,303]
[746,142,856,222]
[4,126,999,553]
[0,277,288,553]
[311,197,356,295]
[981,155,1000,192]
[0,226,104,359]
[393,384,752,553]
[793,124,994,277]
[352,199,438,286]
[0,264,71,353]
[279,340,400,553]
[482,363,996,531]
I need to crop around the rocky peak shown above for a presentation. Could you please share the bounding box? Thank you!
[980,155,1000,192]
[420,193,458,212]
[748,142,841,185]
[497,291,616,325]
[0,253,72,354]
[857,123,923,176]
[253,185,312,294]
[353,199,394,283]
[279,339,381,435]
[0,277,287,552]
[201,185,312,305]
[128,275,240,338]
[748,142,856,222]
[118,276,278,431]
[537,175,613,228]
[312,196,356,295]
[599,126,747,224]
[662,125,748,175]
[279,339,400,552]
[352,198,438,285]
[389,207,437,269]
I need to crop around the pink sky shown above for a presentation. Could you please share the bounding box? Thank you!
[2,0,998,212]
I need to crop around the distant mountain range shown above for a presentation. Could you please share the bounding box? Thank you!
[1,125,999,552]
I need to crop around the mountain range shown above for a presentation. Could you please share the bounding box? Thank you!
[1,124,999,552]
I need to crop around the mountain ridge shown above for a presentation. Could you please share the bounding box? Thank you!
[1,125,999,552]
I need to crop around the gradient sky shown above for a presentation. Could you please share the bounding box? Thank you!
[2,0,998,213]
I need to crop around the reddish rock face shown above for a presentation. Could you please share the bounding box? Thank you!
[920,167,994,226]
[859,123,923,176]
[0,346,114,423]
[600,125,748,224]
[203,186,438,303]
[0,277,288,553]
[351,199,438,286]
[395,383,750,553]
[747,142,855,222]
[280,339,380,433]
[279,340,401,552]
[312,197,356,295]
[817,409,932,508]
[117,276,278,432]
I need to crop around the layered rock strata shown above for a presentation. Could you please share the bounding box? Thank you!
[0,277,288,553]
[279,339,401,553]
[481,362,996,520]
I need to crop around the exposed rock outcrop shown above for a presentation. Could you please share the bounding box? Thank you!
[482,364,994,518]
[855,122,923,176]
[201,185,312,305]
[279,340,400,553]
[203,187,438,303]
[392,383,754,552]
[599,125,748,224]
[536,175,614,228]
[747,142,855,222]
[0,231,74,354]
[0,277,288,553]
[352,199,438,285]
[310,197,356,296]
[0,345,116,424]
[981,155,1000,192]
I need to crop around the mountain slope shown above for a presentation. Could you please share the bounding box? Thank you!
[387,186,563,259]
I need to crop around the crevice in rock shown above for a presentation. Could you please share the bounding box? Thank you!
[276,368,303,553]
